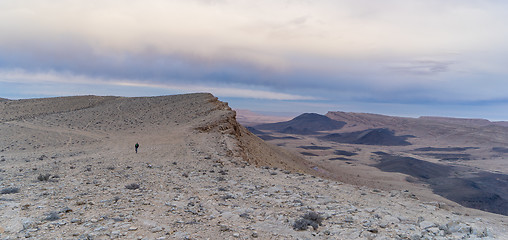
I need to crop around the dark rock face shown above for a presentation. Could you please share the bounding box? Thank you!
[372,153,452,180]
[278,126,316,135]
[430,176,508,216]
[255,113,346,135]
[372,152,508,216]
[334,150,357,156]
[320,128,412,146]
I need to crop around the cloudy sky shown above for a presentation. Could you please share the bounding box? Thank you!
[1,0,508,120]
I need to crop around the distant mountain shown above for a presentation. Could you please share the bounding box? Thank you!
[419,116,508,128]
[255,113,346,135]
[326,111,508,147]
[277,126,317,135]
[320,128,412,146]
[245,126,265,135]
[419,116,493,127]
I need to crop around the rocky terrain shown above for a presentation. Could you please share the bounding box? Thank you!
[1,94,507,239]
[244,111,508,218]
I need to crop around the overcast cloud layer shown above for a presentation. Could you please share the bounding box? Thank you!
[1,0,508,119]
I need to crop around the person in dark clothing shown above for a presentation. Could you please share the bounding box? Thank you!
[135,143,139,153]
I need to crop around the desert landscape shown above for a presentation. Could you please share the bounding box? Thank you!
[244,111,508,216]
[0,93,506,239]
[4,0,508,239]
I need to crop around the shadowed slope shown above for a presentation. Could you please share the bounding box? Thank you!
[320,128,412,146]
[373,152,508,216]
[372,152,452,180]
[255,113,346,135]
[194,101,322,174]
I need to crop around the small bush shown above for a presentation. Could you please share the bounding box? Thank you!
[37,174,51,181]
[293,211,324,231]
[302,211,324,225]
[293,218,318,231]
[125,183,140,190]
[1,187,20,194]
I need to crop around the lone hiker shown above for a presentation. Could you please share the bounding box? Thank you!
[135,142,139,153]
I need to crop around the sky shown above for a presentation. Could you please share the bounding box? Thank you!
[1,0,508,120]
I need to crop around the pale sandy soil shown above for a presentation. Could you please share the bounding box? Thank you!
[0,94,506,239]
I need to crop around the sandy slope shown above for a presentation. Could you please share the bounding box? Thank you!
[0,94,506,239]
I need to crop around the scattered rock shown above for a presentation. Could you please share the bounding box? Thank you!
[45,212,61,221]
[419,221,436,229]
[37,173,52,182]
[0,187,20,194]
[125,183,140,190]
[446,221,472,234]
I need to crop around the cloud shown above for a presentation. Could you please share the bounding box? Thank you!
[1,0,508,118]
[388,60,455,75]
[0,69,316,100]
[3,0,506,59]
